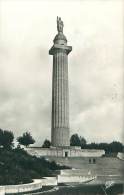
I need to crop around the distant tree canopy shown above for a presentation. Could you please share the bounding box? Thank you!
[70,133,124,153]
[42,139,51,148]
[106,141,123,153]
[0,129,14,149]
[70,134,86,147]
[17,132,35,147]
[80,136,87,147]
[83,141,123,153]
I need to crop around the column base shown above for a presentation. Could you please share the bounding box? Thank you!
[51,127,70,147]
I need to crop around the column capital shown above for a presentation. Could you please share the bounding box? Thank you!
[49,44,72,55]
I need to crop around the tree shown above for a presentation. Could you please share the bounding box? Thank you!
[0,129,14,149]
[108,141,123,153]
[0,129,3,147]
[80,137,87,148]
[98,143,109,150]
[17,132,35,147]
[70,134,81,146]
[42,139,51,148]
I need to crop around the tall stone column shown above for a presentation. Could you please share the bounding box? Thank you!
[49,17,72,147]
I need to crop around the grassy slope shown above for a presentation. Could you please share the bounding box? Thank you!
[0,148,67,185]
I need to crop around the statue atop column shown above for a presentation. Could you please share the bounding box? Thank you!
[57,16,64,34]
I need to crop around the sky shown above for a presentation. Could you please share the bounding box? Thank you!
[0,0,123,145]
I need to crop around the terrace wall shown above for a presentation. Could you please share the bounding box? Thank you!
[26,147,104,158]
[0,180,42,195]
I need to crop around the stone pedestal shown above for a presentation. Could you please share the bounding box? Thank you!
[49,31,72,147]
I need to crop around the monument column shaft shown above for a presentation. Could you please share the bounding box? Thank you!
[51,49,69,146]
[49,17,72,147]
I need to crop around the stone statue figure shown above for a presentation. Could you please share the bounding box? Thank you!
[57,16,64,33]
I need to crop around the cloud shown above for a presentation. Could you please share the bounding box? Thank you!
[0,0,123,144]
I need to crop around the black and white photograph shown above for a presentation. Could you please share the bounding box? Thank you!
[0,0,124,194]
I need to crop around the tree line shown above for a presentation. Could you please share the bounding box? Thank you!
[42,134,124,153]
[0,129,35,149]
[0,128,50,149]
[70,133,124,153]
[0,128,123,153]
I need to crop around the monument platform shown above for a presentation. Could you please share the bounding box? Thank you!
[26,147,104,158]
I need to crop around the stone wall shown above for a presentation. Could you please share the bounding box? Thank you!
[0,175,96,194]
[26,147,104,158]
[118,152,124,160]
[60,169,89,176]
[0,178,58,195]
[57,175,94,183]
[0,180,42,195]
[0,186,4,195]
[42,177,57,186]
